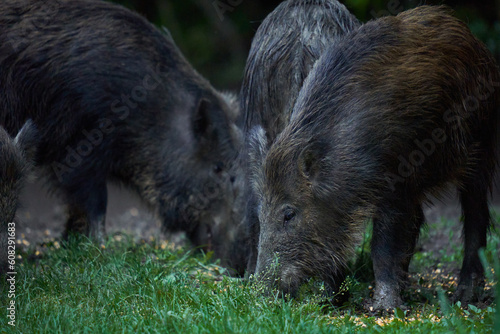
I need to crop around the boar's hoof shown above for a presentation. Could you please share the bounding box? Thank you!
[367,283,404,312]
[452,277,485,305]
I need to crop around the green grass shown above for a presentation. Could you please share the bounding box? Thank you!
[1,215,499,334]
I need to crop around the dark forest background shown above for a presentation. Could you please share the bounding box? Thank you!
[110,0,500,89]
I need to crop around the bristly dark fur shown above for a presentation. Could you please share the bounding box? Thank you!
[0,0,241,253]
[239,0,360,274]
[0,120,37,275]
[241,0,360,139]
[256,5,500,310]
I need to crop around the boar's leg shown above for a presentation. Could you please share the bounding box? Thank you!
[401,204,425,274]
[370,201,425,310]
[62,181,107,243]
[455,182,490,303]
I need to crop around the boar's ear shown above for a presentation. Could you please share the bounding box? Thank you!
[14,120,38,162]
[248,126,268,194]
[192,98,217,143]
[298,140,328,183]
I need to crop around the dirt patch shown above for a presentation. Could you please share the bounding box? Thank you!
[16,180,164,247]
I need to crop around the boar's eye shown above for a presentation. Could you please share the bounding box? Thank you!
[213,162,224,174]
[283,207,296,226]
